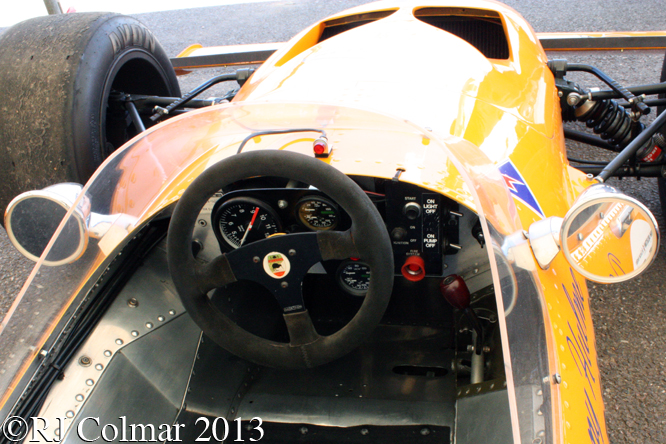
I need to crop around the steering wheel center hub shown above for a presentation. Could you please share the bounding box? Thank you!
[263,251,291,278]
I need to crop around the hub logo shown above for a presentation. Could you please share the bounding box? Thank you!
[263,252,291,279]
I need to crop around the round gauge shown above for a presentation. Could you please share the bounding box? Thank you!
[296,196,339,230]
[337,260,371,297]
[216,197,282,249]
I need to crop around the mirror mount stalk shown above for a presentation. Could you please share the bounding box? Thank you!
[527,217,564,270]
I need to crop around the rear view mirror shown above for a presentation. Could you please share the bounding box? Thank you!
[4,183,89,266]
[560,183,659,283]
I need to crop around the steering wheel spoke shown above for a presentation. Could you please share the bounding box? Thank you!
[283,310,321,346]
[220,232,321,312]
[317,229,359,260]
[195,254,237,294]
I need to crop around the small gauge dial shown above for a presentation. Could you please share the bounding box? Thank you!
[296,196,339,230]
[337,260,371,297]
[216,197,282,249]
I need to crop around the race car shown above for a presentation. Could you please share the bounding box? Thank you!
[0,1,664,443]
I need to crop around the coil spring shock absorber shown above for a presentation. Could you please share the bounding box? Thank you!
[574,98,666,162]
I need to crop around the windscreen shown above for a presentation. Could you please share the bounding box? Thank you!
[0,101,554,443]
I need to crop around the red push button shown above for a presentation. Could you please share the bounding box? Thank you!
[401,255,425,282]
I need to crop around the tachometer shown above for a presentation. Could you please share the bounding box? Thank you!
[296,196,339,230]
[216,197,282,249]
[337,260,371,297]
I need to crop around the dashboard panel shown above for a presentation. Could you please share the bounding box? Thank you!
[191,179,479,296]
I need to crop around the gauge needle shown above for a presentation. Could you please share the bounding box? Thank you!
[239,207,260,246]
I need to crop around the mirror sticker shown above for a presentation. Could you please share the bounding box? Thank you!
[630,219,654,269]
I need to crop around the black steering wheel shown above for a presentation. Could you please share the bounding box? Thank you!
[167,150,394,368]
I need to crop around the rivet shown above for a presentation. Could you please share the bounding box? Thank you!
[300,427,309,435]
[104,350,112,357]
[66,411,75,418]
[86,379,94,386]
[75,394,84,402]
[145,322,153,329]
[537,389,543,396]
[281,282,288,288]
[288,249,296,256]
[127,298,139,308]
[115,339,124,345]
[599,212,604,219]
[360,428,369,436]
[157,316,165,322]
[39,349,48,357]
[169,310,176,316]
[54,428,60,437]
[278,200,288,209]
[253,256,260,263]
[95,364,103,371]
[577,233,584,241]
[420,427,431,436]
[553,373,562,384]
[78,356,92,367]
[131,330,139,337]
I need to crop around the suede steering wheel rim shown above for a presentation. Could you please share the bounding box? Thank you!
[167,150,394,368]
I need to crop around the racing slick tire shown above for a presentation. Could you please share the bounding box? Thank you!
[658,50,666,217]
[0,13,180,226]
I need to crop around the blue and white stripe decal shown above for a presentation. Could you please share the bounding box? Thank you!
[498,160,545,218]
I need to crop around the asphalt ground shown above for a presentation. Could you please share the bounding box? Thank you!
[1,1,665,442]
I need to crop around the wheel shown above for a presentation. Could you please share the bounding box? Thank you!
[0,13,180,225]
[167,150,395,369]
[658,50,666,217]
